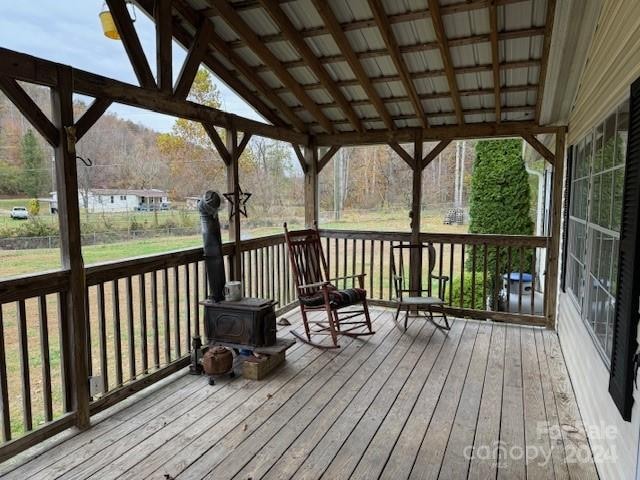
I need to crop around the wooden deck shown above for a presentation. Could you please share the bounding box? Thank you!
[0,308,598,480]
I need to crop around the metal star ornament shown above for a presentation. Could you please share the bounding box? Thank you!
[223,186,252,219]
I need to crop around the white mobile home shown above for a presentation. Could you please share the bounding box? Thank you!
[50,188,168,213]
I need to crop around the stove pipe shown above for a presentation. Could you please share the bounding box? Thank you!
[198,190,226,302]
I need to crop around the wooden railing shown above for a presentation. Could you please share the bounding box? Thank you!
[0,229,549,459]
[318,229,550,325]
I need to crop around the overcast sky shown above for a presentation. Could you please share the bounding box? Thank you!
[0,1,261,132]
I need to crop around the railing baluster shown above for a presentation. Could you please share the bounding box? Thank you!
[438,242,444,299]
[112,280,123,387]
[448,243,454,305]
[271,245,276,300]
[483,244,488,309]
[0,306,10,441]
[531,248,537,315]
[325,236,331,279]
[139,274,148,375]
[194,262,200,337]
[351,239,357,288]
[152,271,160,369]
[38,295,53,422]
[518,246,524,313]
[85,286,92,377]
[17,300,33,430]
[506,246,512,313]
[97,282,109,390]
[126,276,136,381]
[173,266,180,358]
[184,265,191,352]
[379,240,384,300]
[163,268,170,364]
[494,246,501,312]
[369,239,374,295]
[470,244,477,309]
[58,291,73,413]
[334,237,339,282]
[342,238,348,289]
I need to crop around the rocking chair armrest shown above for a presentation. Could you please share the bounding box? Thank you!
[328,273,366,282]
[431,275,450,282]
[297,281,331,290]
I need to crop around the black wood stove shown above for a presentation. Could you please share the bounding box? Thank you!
[202,297,277,347]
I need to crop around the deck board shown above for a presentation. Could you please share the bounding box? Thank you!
[0,309,598,480]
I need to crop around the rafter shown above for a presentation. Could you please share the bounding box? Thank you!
[208,0,333,133]
[317,146,341,172]
[174,18,214,99]
[105,0,157,89]
[75,98,112,141]
[154,0,173,93]
[428,0,464,125]
[165,0,286,127]
[249,27,544,72]
[368,0,427,129]
[535,0,556,122]
[489,0,501,122]
[206,28,307,132]
[422,140,451,169]
[258,0,363,133]
[0,77,58,146]
[311,0,395,131]
[223,0,534,48]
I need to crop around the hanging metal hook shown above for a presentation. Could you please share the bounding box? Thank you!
[76,155,93,167]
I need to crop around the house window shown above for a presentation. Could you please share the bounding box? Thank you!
[120,195,126,201]
[110,195,114,203]
[566,99,629,361]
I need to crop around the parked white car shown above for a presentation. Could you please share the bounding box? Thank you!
[10,207,28,220]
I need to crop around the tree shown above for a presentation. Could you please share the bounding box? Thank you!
[468,139,533,302]
[20,129,49,197]
[469,139,533,236]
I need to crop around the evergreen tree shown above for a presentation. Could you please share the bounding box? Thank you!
[20,129,49,197]
[469,138,533,235]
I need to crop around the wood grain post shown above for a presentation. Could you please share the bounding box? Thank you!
[50,65,90,429]
[304,142,319,228]
[409,133,423,293]
[545,128,565,329]
[226,127,242,281]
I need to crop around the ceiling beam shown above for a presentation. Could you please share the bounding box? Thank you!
[154,0,173,94]
[223,0,533,48]
[311,0,395,131]
[75,98,112,141]
[289,85,537,113]
[173,18,214,99]
[368,0,427,129]
[273,60,540,94]
[0,77,59,146]
[208,0,334,133]
[258,0,363,133]
[315,123,565,146]
[0,47,309,145]
[535,0,556,122]
[422,140,451,169]
[489,0,501,122]
[428,0,464,125]
[106,0,157,89]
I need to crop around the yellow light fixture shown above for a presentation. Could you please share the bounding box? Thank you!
[99,9,120,40]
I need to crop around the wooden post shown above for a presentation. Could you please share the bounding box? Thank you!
[50,66,90,429]
[226,127,242,281]
[545,128,565,329]
[304,142,319,228]
[409,133,423,293]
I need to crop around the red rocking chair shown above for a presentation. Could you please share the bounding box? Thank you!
[283,223,374,349]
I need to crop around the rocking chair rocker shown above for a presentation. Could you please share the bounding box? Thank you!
[283,223,374,349]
